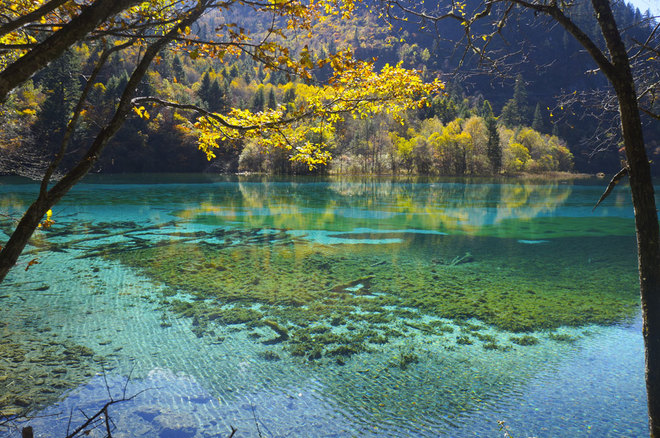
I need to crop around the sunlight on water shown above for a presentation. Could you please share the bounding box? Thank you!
[0,175,651,437]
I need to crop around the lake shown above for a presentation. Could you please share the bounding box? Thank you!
[0,174,652,437]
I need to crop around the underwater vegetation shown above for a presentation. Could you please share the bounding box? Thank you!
[0,330,103,419]
[0,177,646,437]
[109,226,639,363]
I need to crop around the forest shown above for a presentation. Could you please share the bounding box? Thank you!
[1,0,656,177]
[1,1,660,437]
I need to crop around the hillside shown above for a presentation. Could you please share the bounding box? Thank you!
[1,0,657,176]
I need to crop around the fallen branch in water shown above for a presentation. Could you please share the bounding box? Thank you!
[592,167,628,211]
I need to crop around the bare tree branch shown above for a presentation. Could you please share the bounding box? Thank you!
[593,166,629,210]
[39,38,136,197]
[0,0,141,102]
[0,0,68,38]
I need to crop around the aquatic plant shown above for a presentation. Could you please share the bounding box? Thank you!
[257,350,281,361]
[510,335,539,346]
[547,333,578,343]
[395,347,420,370]
[456,336,473,345]
[0,337,102,418]
[107,229,639,365]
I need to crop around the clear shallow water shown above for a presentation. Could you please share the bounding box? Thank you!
[0,174,652,437]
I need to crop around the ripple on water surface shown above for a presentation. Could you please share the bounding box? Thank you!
[0,176,649,437]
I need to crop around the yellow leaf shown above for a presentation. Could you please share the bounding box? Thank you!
[25,258,39,271]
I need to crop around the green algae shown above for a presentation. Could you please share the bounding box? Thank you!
[0,336,102,419]
[3,176,646,435]
[456,335,473,345]
[110,230,639,362]
[547,333,578,343]
[510,335,540,346]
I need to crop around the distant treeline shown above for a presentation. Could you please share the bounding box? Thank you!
[1,0,657,177]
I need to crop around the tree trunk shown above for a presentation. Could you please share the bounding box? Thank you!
[0,196,51,278]
[0,2,207,283]
[618,74,660,438]
[0,0,140,103]
[589,0,660,434]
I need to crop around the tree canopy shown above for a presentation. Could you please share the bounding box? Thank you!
[0,0,440,283]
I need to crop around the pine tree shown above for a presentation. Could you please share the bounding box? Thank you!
[500,74,530,127]
[207,80,227,113]
[481,100,495,119]
[31,50,82,160]
[352,28,360,50]
[267,87,277,110]
[532,103,545,132]
[552,123,560,137]
[327,39,337,55]
[171,55,185,82]
[198,71,211,107]
[283,87,296,103]
[486,115,501,173]
[252,86,265,112]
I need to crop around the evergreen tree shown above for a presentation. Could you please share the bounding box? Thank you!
[327,39,337,56]
[252,85,265,112]
[499,74,530,127]
[31,51,82,164]
[105,71,129,101]
[198,71,211,107]
[283,87,296,103]
[154,50,173,79]
[532,103,546,132]
[486,115,501,173]
[432,95,459,124]
[481,100,495,119]
[229,65,239,79]
[171,55,185,82]
[207,79,227,113]
[352,28,360,50]
[267,87,277,110]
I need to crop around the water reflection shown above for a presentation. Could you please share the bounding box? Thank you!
[172,177,636,238]
[0,175,647,437]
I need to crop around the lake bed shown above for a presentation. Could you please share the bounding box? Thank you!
[0,175,650,437]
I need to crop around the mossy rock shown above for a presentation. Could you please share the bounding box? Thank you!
[308,346,324,360]
[261,319,289,344]
[206,306,263,326]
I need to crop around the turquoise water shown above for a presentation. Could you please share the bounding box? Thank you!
[0,175,652,437]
